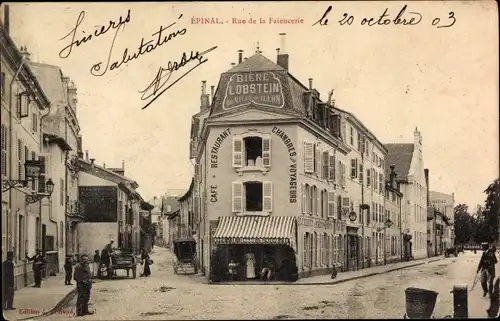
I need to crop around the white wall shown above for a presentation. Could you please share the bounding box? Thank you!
[79,171,117,187]
[78,222,118,256]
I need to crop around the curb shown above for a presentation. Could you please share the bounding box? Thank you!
[211,256,449,286]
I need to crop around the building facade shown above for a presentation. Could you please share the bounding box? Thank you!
[191,37,402,281]
[385,128,428,260]
[429,190,455,247]
[1,15,52,289]
[161,194,181,247]
[77,157,142,255]
[28,58,81,273]
[384,165,404,263]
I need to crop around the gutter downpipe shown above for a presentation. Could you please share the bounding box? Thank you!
[399,191,403,262]
[360,151,364,270]
[8,58,25,259]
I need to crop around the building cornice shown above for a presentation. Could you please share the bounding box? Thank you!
[0,23,51,109]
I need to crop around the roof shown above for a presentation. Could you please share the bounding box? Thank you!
[140,201,154,211]
[384,143,415,181]
[43,133,72,151]
[225,53,285,73]
[78,158,139,188]
[178,178,194,202]
[29,62,67,107]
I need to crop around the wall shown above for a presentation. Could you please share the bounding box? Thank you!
[78,222,118,256]
[79,171,117,187]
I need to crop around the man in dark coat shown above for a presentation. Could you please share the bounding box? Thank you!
[2,251,15,310]
[64,256,73,285]
[478,244,498,297]
[25,249,45,288]
[73,254,93,316]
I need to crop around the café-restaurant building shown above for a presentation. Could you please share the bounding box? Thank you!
[192,37,368,282]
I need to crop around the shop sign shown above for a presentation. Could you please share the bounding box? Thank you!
[223,71,285,110]
[210,128,231,169]
[271,126,297,203]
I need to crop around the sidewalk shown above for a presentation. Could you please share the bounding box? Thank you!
[213,255,448,285]
[3,273,77,321]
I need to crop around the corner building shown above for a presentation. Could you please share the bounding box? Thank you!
[194,45,369,281]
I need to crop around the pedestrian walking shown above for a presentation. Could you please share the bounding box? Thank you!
[477,243,498,297]
[73,254,94,317]
[93,250,101,278]
[140,249,152,277]
[2,251,15,310]
[25,249,45,288]
[64,256,73,285]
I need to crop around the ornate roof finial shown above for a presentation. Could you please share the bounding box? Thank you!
[256,41,261,54]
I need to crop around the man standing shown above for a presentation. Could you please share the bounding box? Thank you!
[101,240,114,279]
[73,254,93,316]
[64,256,73,285]
[2,251,15,310]
[93,250,101,278]
[478,243,498,297]
[25,249,45,288]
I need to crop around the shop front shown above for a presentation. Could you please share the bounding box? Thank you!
[210,216,298,282]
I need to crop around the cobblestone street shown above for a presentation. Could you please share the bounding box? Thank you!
[32,249,494,320]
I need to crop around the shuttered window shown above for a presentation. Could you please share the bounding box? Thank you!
[232,137,243,168]
[231,181,243,212]
[315,146,321,177]
[31,151,36,190]
[303,142,314,173]
[18,139,23,180]
[262,181,273,212]
[322,151,329,180]
[301,183,307,214]
[350,159,357,178]
[1,124,7,177]
[327,191,335,217]
[328,154,335,182]
[367,169,371,187]
[38,156,48,193]
[262,136,271,168]
[337,195,342,220]
[379,173,384,193]
[359,164,364,184]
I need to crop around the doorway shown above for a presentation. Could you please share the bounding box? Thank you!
[347,234,358,271]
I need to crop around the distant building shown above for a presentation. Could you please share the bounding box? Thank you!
[429,190,455,247]
[160,193,181,247]
[385,128,428,260]
[384,165,404,263]
[77,156,142,255]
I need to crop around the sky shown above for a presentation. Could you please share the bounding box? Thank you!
[6,1,498,207]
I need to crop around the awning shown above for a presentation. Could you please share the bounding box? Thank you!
[213,216,296,248]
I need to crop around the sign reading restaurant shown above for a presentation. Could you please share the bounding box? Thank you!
[223,71,285,110]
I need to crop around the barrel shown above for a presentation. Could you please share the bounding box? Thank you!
[405,287,439,319]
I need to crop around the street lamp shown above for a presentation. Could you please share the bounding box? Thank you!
[25,178,54,204]
[2,160,44,192]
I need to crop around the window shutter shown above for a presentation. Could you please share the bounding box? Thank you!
[323,190,328,218]
[316,187,320,216]
[337,195,342,220]
[315,147,321,176]
[328,191,335,217]
[367,169,371,187]
[336,160,341,185]
[231,181,243,212]
[328,154,335,181]
[263,181,273,212]
[304,142,314,173]
[262,136,271,168]
[232,136,243,168]
[322,151,329,180]
[350,159,356,178]
[38,156,48,193]
[301,183,306,214]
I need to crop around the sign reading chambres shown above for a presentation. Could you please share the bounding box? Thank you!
[223,71,285,110]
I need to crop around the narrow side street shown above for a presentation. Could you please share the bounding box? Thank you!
[32,249,494,320]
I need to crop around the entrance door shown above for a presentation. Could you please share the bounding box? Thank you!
[347,235,358,271]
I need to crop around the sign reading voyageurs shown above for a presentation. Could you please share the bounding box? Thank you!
[223,71,285,110]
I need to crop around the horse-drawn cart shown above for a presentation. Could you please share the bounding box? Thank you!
[101,249,138,279]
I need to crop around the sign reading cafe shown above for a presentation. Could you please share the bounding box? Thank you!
[223,71,285,110]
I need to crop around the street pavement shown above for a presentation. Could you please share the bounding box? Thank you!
[30,249,496,320]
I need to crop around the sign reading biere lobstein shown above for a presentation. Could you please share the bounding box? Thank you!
[222,71,285,110]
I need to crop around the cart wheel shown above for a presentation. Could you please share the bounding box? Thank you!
[132,268,136,279]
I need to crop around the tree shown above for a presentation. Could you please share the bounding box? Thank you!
[454,204,474,244]
[482,178,500,242]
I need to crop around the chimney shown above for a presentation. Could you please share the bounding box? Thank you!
[244,57,248,61]
[200,81,209,111]
[122,160,125,169]
[414,126,422,145]
[85,150,89,161]
[238,50,243,64]
[77,135,83,158]
[4,5,10,34]
[424,168,430,206]
[103,162,106,168]
[90,158,95,165]
[390,164,397,188]
[230,62,236,67]
[210,85,215,101]
[308,78,313,90]
[276,33,289,70]
[19,45,31,61]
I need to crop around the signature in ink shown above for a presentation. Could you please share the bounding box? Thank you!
[90,14,187,77]
[59,10,132,59]
[139,46,218,110]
